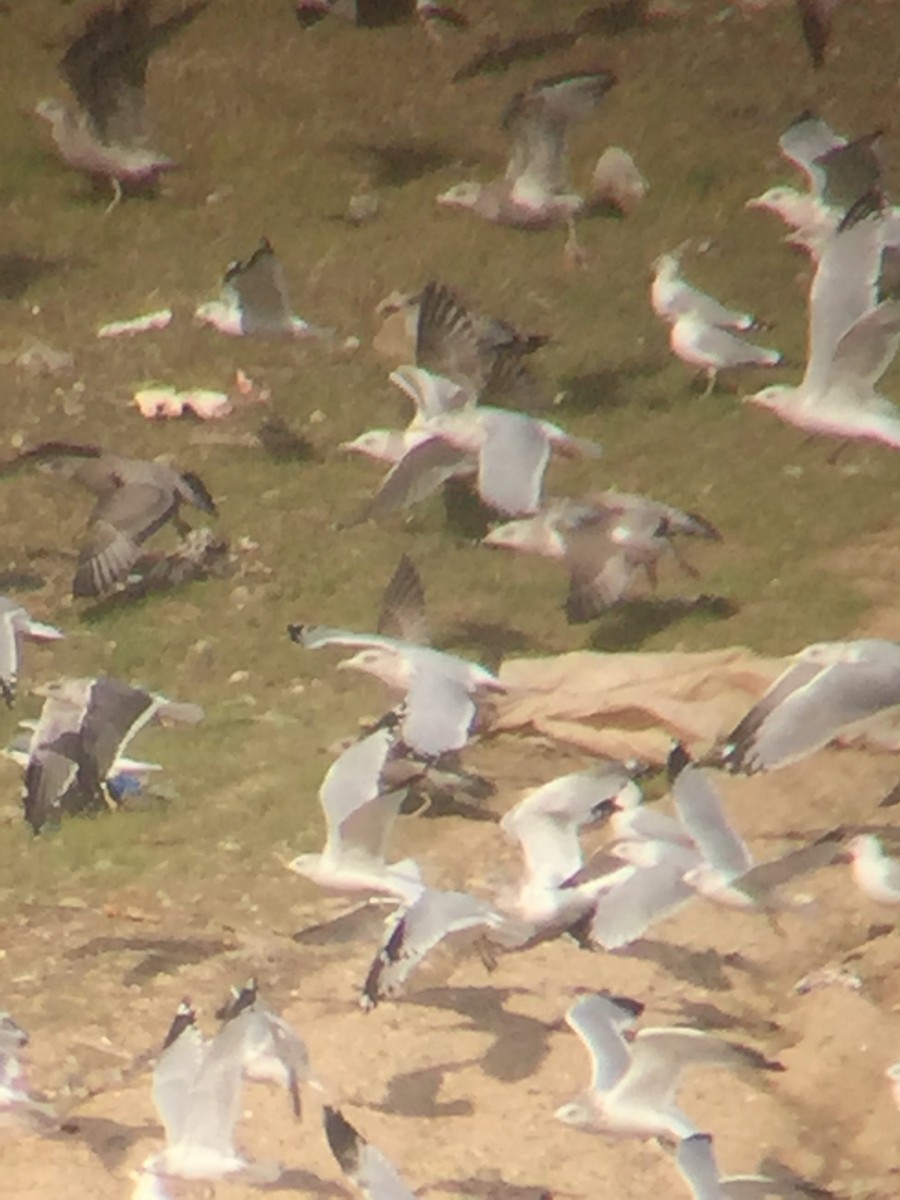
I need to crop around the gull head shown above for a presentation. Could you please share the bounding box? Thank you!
[338,429,410,463]
[743,384,793,413]
[651,251,680,281]
[436,182,485,213]
[337,647,409,689]
[745,186,817,229]
[482,517,565,559]
[554,1097,596,1129]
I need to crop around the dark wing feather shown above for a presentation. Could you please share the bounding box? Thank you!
[343,437,471,527]
[77,677,153,800]
[74,482,177,597]
[224,238,296,335]
[377,555,429,644]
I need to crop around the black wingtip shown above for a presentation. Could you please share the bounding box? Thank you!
[604,993,645,1019]
[161,999,196,1050]
[323,1105,362,1173]
[215,977,258,1021]
[837,190,884,234]
[666,741,692,783]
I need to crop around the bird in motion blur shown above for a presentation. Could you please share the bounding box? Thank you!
[34,0,210,211]
[0,442,217,598]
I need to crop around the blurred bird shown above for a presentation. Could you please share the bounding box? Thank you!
[195,237,326,337]
[34,0,209,210]
[845,835,900,905]
[0,442,217,598]
[0,598,64,706]
[795,0,842,70]
[323,1106,417,1200]
[437,70,617,229]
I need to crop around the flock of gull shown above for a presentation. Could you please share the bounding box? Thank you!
[4,0,900,1197]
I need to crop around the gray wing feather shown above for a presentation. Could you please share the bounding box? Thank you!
[827,299,900,393]
[152,1024,207,1147]
[403,665,475,756]
[565,994,634,1094]
[348,438,473,526]
[677,1133,725,1200]
[477,411,549,515]
[324,1107,418,1200]
[377,555,429,645]
[778,113,845,194]
[320,728,401,860]
[591,850,698,949]
[673,764,754,881]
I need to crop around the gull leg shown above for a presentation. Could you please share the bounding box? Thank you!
[826,439,850,465]
[701,367,717,397]
[670,542,700,580]
[104,177,123,215]
[563,218,588,270]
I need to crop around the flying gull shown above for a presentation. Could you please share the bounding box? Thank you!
[0,442,217,598]
[555,993,783,1141]
[34,0,209,211]
[483,492,722,622]
[437,71,617,229]
[286,725,427,902]
[844,834,900,905]
[676,1132,802,1200]
[213,979,321,1116]
[0,598,64,706]
[709,638,900,774]
[746,195,900,450]
[143,999,281,1183]
[18,675,202,834]
[323,1105,417,1200]
[345,405,602,524]
[288,623,504,758]
[651,252,760,331]
[194,236,328,337]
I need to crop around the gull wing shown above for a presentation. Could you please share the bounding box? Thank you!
[502,71,617,193]
[74,482,177,597]
[415,281,489,397]
[0,600,25,705]
[389,366,470,423]
[677,1133,726,1200]
[561,506,636,619]
[616,1029,767,1112]
[804,193,885,393]
[324,1106,418,1200]
[346,437,473,526]
[778,112,846,195]
[223,997,312,1118]
[319,728,405,861]
[734,828,843,903]
[22,688,87,832]
[224,238,296,335]
[77,678,156,799]
[564,994,636,1094]
[476,410,549,516]
[377,555,429,645]
[360,887,501,1008]
[590,847,698,949]
[720,640,900,773]
[670,758,754,882]
[152,1009,206,1147]
[825,299,900,398]
[178,1018,246,1158]
[813,131,883,211]
[401,660,476,757]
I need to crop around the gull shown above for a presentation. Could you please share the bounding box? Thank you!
[214,979,320,1116]
[0,1013,57,1135]
[591,147,648,215]
[778,112,883,211]
[555,993,784,1141]
[668,311,781,395]
[19,675,202,834]
[144,1000,281,1183]
[286,725,427,902]
[651,253,759,331]
[194,237,324,337]
[669,745,841,917]
[359,886,514,1009]
[676,1132,802,1200]
[483,492,722,622]
[345,406,602,524]
[844,835,900,904]
[0,598,64,706]
[323,1105,417,1200]
[746,195,900,449]
[34,0,209,211]
[437,71,617,229]
[288,623,504,757]
[589,838,702,950]
[710,638,900,775]
[0,441,217,598]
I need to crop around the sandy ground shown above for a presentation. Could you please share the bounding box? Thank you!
[4,735,900,1200]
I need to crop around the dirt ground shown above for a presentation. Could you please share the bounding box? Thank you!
[5,733,900,1200]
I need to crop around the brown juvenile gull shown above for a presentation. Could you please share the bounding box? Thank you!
[0,441,217,598]
[194,237,327,338]
[19,675,202,834]
[0,598,64,706]
[323,1106,417,1200]
[483,492,722,623]
[554,993,784,1141]
[34,0,210,211]
[437,70,617,229]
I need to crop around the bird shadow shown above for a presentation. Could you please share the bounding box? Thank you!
[0,251,59,300]
[262,1168,346,1195]
[442,478,495,540]
[609,940,755,992]
[661,997,783,1039]
[341,139,478,187]
[582,595,737,650]
[557,361,663,414]
[57,1115,157,1170]
[64,935,230,984]
[428,1180,558,1200]
[405,986,556,1082]
[292,903,391,947]
[360,1060,479,1119]
[440,620,533,669]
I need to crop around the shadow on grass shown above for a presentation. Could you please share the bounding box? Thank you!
[60,1115,158,1170]
[441,619,533,669]
[558,358,663,413]
[583,595,738,651]
[341,139,479,187]
[0,251,60,300]
[363,1060,479,1118]
[64,935,230,983]
[609,939,747,992]
[429,1180,558,1200]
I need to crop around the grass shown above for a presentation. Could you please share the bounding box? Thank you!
[0,0,898,905]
